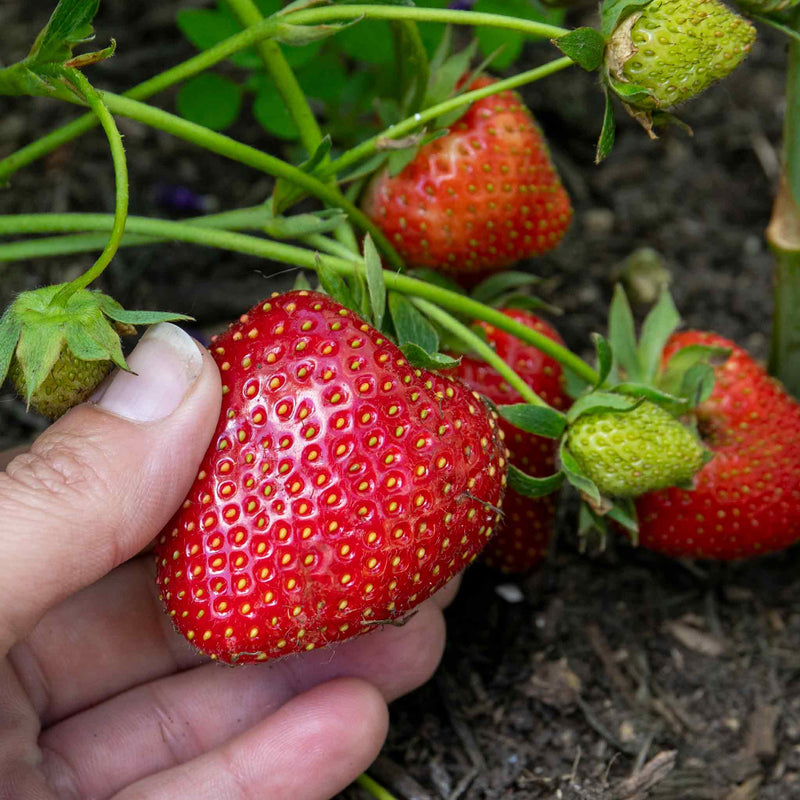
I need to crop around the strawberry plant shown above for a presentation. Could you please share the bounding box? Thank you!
[4,0,800,796]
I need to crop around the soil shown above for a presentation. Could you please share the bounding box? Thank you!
[1,2,798,798]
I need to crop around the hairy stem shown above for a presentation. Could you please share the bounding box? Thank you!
[0,213,598,384]
[412,298,548,407]
[51,71,128,306]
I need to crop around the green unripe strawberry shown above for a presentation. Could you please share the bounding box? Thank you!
[566,401,705,498]
[606,0,756,111]
[9,346,111,420]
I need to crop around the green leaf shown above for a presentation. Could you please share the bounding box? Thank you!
[637,289,681,383]
[508,465,565,498]
[592,333,613,388]
[15,323,66,403]
[596,89,616,164]
[337,20,396,65]
[498,403,567,439]
[29,0,100,65]
[471,271,539,305]
[176,74,243,132]
[553,27,606,72]
[251,75,300,140]
[400,343,460,370]
[297,52,348,103]
[316,259,355,310]
[560,441,602,505]
[600,0,653,38]
[566,391,640,424]
[176,9,242,56]
[608,284,642,382]
[363,235,386,331]
[272,136,331,213]
[388,293,439,353]
[0,309,22,384]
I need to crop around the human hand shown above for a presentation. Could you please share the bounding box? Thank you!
[0,324,456,799]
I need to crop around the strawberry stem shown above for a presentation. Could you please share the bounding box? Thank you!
[767,8,800,396]
[49,70,128,308]
[323,58,575,185]
[0,213,599,385]
[411,297,551,408]
[355,773,399,800]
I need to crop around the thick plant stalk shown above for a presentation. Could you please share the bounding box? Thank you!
[767,10,800,395]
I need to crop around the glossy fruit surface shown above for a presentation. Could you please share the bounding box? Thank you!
[454,309,569,571]
[156,291,508,662]
[361,77,572,285]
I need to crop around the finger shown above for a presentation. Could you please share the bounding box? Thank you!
[40,674,387,800]
[111,679,388,800]
[0,324,221,652]
[20,555,446,725]
[38,599,445,796]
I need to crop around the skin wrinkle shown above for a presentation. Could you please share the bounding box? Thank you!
[7,640,52,728]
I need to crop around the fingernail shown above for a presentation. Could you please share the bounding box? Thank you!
[95,324,203,422]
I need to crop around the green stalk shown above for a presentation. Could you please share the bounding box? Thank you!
[87,92,404,268]
[283,5,568,40]
[412,297,548,407]
[224,0,322,156]
[51,71,128,306]
[325,58,574,182]
[0,17,288,185]
[767,9,800,395]
[0,213,599,385]
[355,774,399,800]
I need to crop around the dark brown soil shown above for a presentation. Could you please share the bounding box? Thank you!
[1,2,798,798]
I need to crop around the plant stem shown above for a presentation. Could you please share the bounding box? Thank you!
[224,0,322,156]
[767,9,800,395]
[325,58,574,182]
[283,5,568,40]
[86,92,404,268]
[355,774,399,800]
[51,71,128,306]
[0,17,289,185]
[0,213,598,384]
[412,297,548,407]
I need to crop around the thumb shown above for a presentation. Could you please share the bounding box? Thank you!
[0,323,221,652]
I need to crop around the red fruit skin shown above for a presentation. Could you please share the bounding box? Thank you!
[361,77,572,285]
[635,331,800,560]
[155,291,507,663]
[454,309,569,572]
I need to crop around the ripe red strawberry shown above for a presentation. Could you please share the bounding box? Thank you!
[453,309,569,571]
[361,77,572,285]
[635,331,800,560]
[155,290,507,663]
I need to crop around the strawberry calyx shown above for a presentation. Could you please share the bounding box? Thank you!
[0,284,190,418]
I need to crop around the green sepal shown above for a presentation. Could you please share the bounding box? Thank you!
[471,271,540,306]
[606,73,657,106]
[596,87,617,164]
[293,272,313,291]
[272,136,332,214]
[96,295,192,326]
[64,320,113,361]
[560,440,603,505]
[400,343,460,371]
[565,391,641,425]
[608,284,642,382]
[363,235,386,331]
[658,344,730,406]
[272,21,353,47]
[426,40,479,113]
[611,382,688,413]
[388,292,439,353]
[80,308,128,370]
[316,258,355,312]
[263,209,347,239]
[508,465,565,498]
[600,0,653,39]
[15,324,66,405]
[498,403,567,439]
[638,289,681,383]
[553,27,606,72]
[592,333,613,388]
[0,308,22,384]
[606,497,639,536]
